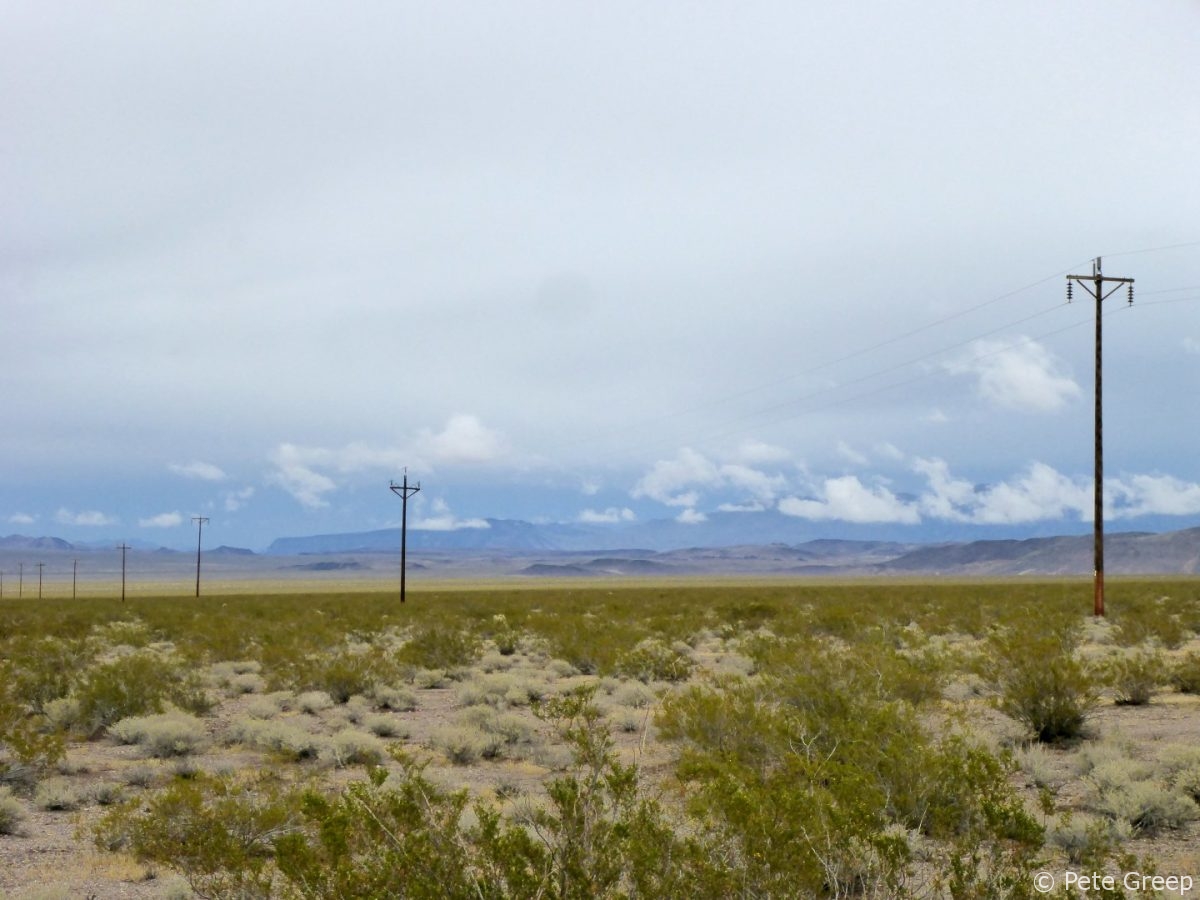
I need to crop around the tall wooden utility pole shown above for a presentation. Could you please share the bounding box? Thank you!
[1067,257,1134,618]
[117,544,130,602]
[192,517,209,597]
[389,471,421,603]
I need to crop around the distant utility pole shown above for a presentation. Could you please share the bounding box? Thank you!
[192,517,209,597]
[389,471,421,604]
[18,562,23,599]
[1,570,4,599]
[73,559,78,600]
[37,562,44,600]
[1068,257,1134,618]
[118,544,130,602]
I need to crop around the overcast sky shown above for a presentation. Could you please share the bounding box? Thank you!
[4,1,1200,550]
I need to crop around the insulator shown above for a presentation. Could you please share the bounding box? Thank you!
[1128,283,1134,305]
[1067,283,1073,302]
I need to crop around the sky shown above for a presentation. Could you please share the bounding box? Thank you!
[3,1,1200,551]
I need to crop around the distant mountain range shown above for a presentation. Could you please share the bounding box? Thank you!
[263,509,1107,556]
[7,522,1200,577]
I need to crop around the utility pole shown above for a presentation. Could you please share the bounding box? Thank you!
[1068,257,1134,618]
[192,517,209,597]
[388,471,421,603]
[18,562,23,599]
[117,544,130,602]
[73,559,78,600]
[37,562,44,600]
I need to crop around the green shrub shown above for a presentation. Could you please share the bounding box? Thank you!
[1111,597,1189,649]
[229,672,266,695]
[396,626,481,672]
[1092,779,1197,836]
[1048,812,1127,865]
[303,646,397,703]
[363,714,408,739]
[658,638,1047,898]
[612,681,656,709]
[109,712,209,758]
[0,785,24,835]
[1100,648,1166,706]
[1170,651,1200,693]
[90,781,126,807]
[245,696,287,720]
[0,672,66,775]
[988,628,1099,742]
[295,690,334,715]
[93,772,299,898]
[428,725,489,765]
[72,651,212,735]
[226,718,326,762]
[5,637,90,714]
[34,777,84,811]
[616,638,695,683]
[273,761,479,898]
[323,729,388,768]
[370,683,418,711]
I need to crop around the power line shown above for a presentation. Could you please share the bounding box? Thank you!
[606,296,1082,460]
[556,261,1097,457]
[1102,238,1200,259]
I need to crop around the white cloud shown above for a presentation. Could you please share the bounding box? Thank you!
[945,338,1081,413]
[580,479,602,496]
[415,414,505,466]
[779,476,920,524]
[913,458,1091,524]
[718,501,766,512]
[325,442,409,473]
[410,498,489,531]
[676,507,708,524]
[55,508,117,527]
[224,486,255,512]
[633,448,792,518]
[1183,337,1200,356]
[139,511,183,528]
[578,507,636,524]
[632,448,720,507]
[168,460,227,481]
[913,457,978,521]
[8,512,35,525]
[268,444,338,508]
[733,439,791,465]
[1109,474,1200,518]
[835,440,869,466]
[970,463,1091,524]
[876,442,905,462]
[719,463,787,504]
[265,416,505,510]
[914,459,1200,526]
